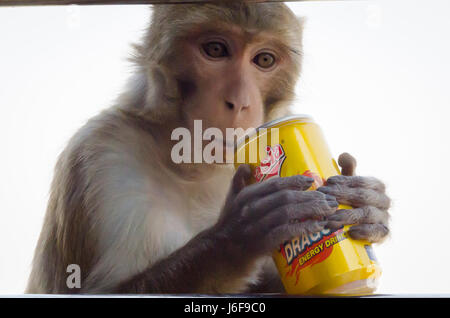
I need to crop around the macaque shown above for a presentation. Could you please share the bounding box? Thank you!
[26,2,390,294]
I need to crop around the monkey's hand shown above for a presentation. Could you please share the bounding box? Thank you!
[213,164,339,262]
[317,153,391,243]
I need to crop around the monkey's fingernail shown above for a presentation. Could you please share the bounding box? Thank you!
[317,187,332,194]
[325,194,335,200]
[326,221,344,230]
[328,214,340,221]
[318,187,330,193]
[328,200,339,207]
[326,177,338,184]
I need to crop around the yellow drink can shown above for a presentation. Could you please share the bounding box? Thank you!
[234,115,381,295]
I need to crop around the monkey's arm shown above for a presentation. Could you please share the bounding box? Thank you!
[113,226,258,294]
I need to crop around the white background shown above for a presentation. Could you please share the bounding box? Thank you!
[1,0,449,294]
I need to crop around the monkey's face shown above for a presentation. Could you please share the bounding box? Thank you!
[172,25,296,148]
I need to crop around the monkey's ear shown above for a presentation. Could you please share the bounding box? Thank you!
[146,64,180,107]
[141,64,180,123]
[117,64,180,123]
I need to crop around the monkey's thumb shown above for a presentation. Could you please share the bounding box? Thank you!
[232,164,252,194]
[338,152,357,176]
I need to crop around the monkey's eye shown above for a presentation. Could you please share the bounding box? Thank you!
[202,42,229,58]
[253,52,276,69]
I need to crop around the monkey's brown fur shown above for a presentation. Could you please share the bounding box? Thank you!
[26,2,390,294]
[26,2,304,294]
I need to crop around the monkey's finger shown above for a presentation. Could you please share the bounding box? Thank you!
[317,185,391,210]
[326,206,389,230]
[338,152,357,176]
[267,220,327,250]
[326,175,386,193]
[240,189,337,220]
[347,224,389,243]
[224,165,252,212]
[231,164,252,195]
[234,175,314,209]
[253,200,339,231]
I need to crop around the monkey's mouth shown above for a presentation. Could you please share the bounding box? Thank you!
[214,137,236,149]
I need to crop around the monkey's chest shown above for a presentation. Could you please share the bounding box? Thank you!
[185,193,225,234]
[182,188,226,235]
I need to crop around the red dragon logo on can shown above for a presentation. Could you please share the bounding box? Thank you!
[254,144,286,182]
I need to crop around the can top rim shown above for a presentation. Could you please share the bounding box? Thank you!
[235,114,313,150]
[258,114,313,129]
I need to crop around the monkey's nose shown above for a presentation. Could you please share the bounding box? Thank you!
[225,101,234,110]
[225,101,250,112]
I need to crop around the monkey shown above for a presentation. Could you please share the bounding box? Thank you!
[26,2,390,294]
